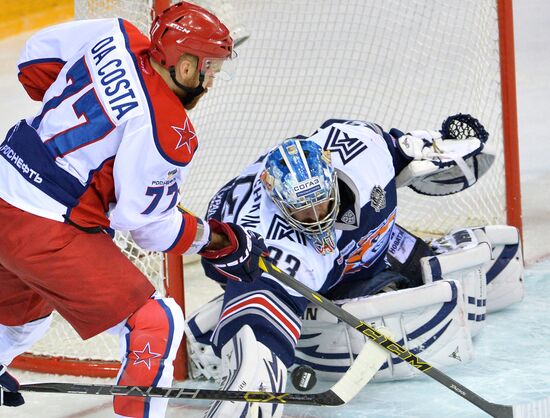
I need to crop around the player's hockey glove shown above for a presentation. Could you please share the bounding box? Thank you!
[0,365,24,407]
[200,219,268,282]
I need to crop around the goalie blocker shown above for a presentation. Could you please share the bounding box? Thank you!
[185,224,523,382]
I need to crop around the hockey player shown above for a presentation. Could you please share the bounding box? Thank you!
[186,115,524,417]
[0,2,267,417]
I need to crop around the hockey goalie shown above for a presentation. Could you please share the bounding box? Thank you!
[185,114,524,417]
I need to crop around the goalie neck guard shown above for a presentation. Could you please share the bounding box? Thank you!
[261,139,339,255]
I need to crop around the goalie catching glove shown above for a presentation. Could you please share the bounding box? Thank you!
[394,113,493,195]
[200,219,268,282]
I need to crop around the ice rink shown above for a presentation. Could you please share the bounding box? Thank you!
[1,0,550,417]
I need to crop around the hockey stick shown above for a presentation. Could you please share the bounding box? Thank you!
[18,324,387,407]
[258,257,550,418]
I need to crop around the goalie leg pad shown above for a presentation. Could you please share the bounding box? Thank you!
[295,280,474,381]
[427,225,524,314]
[205,325,287,418]
[421,228,491,336]
[186,281,475,383]
[480,225,524,312]
[115,295,184,418]
[185,294,224,380]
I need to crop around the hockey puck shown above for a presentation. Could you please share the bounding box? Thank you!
[291,365,317,391]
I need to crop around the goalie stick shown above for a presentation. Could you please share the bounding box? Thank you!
[16,324,388,407]
[257,257,550,418]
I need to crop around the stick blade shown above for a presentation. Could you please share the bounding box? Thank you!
[328,327,392,405]
[20,383,73,393]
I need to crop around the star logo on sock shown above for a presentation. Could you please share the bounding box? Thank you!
[131,342,162,370]
[173,118,197,153]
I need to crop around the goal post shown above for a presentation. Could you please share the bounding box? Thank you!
[12,0,521,381]
[497,0,522,231]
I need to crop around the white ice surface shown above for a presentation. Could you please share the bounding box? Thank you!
[1,0,550,417]
[4,262,550,418]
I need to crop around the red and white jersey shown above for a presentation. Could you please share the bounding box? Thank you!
[0,19,206,254]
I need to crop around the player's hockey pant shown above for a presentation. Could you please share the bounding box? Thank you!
[0,198,155,337]
[114,296,184,418]
[206,278,308,368]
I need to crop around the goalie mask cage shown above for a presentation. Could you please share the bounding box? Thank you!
[12,0,520,380]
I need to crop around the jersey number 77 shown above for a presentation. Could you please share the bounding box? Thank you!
[31,56,115,158]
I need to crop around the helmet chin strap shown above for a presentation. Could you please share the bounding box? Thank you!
[169,67,205,106]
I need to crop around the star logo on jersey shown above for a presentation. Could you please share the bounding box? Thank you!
[324,126,368,164]
[130,342,162,370]
[173,118,197,153]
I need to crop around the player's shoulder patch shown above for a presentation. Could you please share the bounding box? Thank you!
[119,19,150,54]
[135,48,199,167]
[152,106,199,166]
[315,123,370,165]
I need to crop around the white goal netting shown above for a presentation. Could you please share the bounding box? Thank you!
[20,0,514,373]
[75,0,509,232]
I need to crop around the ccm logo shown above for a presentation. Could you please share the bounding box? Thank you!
[168,23,191,34]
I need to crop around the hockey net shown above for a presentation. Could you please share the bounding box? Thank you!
[12,0,520,379]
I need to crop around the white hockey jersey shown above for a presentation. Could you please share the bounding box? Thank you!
[0,19,203,254]
[205,119,400,295]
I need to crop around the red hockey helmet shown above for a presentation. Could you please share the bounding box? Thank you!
[149,1,233,72]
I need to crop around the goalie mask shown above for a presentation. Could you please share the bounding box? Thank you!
[261,139,339,255]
